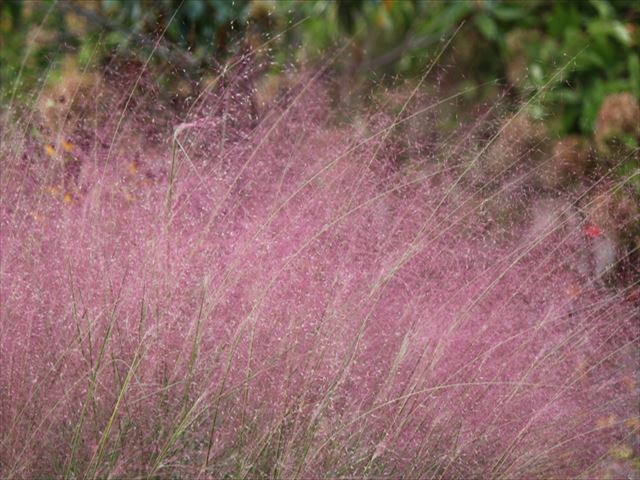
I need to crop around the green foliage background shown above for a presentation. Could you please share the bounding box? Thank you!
[1,0,638,148]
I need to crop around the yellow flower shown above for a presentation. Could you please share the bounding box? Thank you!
[63,192,73,204]
[610,444,633,460]
[127,161,139,176]
[45,185,61,197]
[621,375,636,392]
[44,144,56,156]
[626,417,640,432]
[62,141,74,152]
[596,414,616,429]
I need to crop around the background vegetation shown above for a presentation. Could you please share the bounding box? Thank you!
[3,0,639,134]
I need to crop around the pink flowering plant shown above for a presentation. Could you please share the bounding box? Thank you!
[1,25,639,480]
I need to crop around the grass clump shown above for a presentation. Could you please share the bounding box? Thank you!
[1,28,639,480]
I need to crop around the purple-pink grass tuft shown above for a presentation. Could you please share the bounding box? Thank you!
[0,68,638,479]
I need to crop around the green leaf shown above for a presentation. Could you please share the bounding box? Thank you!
[475,13,498,41]
[105,31,127,47]
[629,54,640,98]
[547,3,581,38]
[492,5,526,22]
[185,0,205,21]
[528,63,544,85]
[617,160,640,197]
[580,81,605,133]
[589,0,614,19]
[611,21,631,46]
[574,49,606,71]
[554,88,581,105]
[528,102,545,121]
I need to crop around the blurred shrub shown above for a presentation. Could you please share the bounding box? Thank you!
[0,0,250,99]
[270,1,639,138]
[1,0,638,187]
[270,0,639,197]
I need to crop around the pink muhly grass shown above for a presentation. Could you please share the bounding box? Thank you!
[0,59,638,480]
